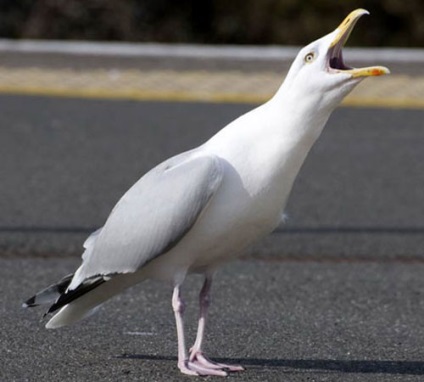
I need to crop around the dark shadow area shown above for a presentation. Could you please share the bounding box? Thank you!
[1,226,424,235]
[118,354,424,376]
[275,226,424,235]
[1,2,423,47]
[0,226,97,234]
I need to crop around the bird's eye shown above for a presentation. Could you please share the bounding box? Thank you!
[304,52,315,63]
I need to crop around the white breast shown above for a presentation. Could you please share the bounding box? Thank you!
[143,99,329,281]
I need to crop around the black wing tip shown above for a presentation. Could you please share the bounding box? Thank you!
[22,272,75,311]
[22,296,37,308]
[46,275,107,315]
[24,274,109,316]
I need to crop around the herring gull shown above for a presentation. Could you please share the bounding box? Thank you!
[24,9,389,376]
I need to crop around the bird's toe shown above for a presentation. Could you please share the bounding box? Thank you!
[189,351,244,373]
[178,361,199,376]
[179,358,228,377]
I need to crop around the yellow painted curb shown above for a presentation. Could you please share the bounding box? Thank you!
[0,67,421,109]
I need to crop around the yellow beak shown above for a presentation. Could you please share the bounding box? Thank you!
[330,9,390,77]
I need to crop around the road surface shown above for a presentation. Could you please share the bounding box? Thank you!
[1,95,423,381]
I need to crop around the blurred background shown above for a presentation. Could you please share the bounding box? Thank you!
[2,2,424,381]
[0,0,423,47]
[0,1,422,259]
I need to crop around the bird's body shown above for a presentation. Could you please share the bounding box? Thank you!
[47,98,318,327]
[24,9,389,376]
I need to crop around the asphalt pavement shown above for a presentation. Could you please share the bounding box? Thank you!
[1,95,424,381]
[3,258,424,381]
[1,95,423,259]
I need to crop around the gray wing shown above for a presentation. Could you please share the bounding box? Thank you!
[76,151,223,281]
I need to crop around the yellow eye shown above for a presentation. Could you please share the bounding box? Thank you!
[304,52,315,63]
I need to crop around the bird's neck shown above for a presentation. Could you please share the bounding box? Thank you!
[273,78,337,131]
[270,81,336,153]
[263,98,330,196]
[205,93,333,200]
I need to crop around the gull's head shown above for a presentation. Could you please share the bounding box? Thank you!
[280,9,390,111]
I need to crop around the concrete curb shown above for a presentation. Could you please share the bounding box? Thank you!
[0,39,423,63]
[0,40,422,109]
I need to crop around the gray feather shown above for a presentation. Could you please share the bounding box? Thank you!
[76,151,223,281]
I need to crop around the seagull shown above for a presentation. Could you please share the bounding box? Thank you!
[24,9,389,377]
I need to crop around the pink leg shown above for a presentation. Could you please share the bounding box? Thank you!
[172,285,228,376]
[189,276,244,373]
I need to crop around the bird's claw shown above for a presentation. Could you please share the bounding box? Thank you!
[178,351,244,376]
[179,359,228,377]
[188,350,244,373]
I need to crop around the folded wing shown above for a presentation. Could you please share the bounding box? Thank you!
[70,151,224,289]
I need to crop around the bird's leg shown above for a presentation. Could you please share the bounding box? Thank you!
[172,285,227,376]
[172,285,195,375]
[188,276,244,373]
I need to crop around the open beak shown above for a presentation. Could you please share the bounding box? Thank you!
[328,9,390,78]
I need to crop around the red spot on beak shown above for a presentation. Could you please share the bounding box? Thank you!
[372,68,385,76]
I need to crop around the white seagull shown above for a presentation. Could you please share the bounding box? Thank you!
[24,9,389,377]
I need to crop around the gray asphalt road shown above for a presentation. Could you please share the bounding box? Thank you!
[4,259,424,381]
[1,95,424,381]
[1,95,423,259]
